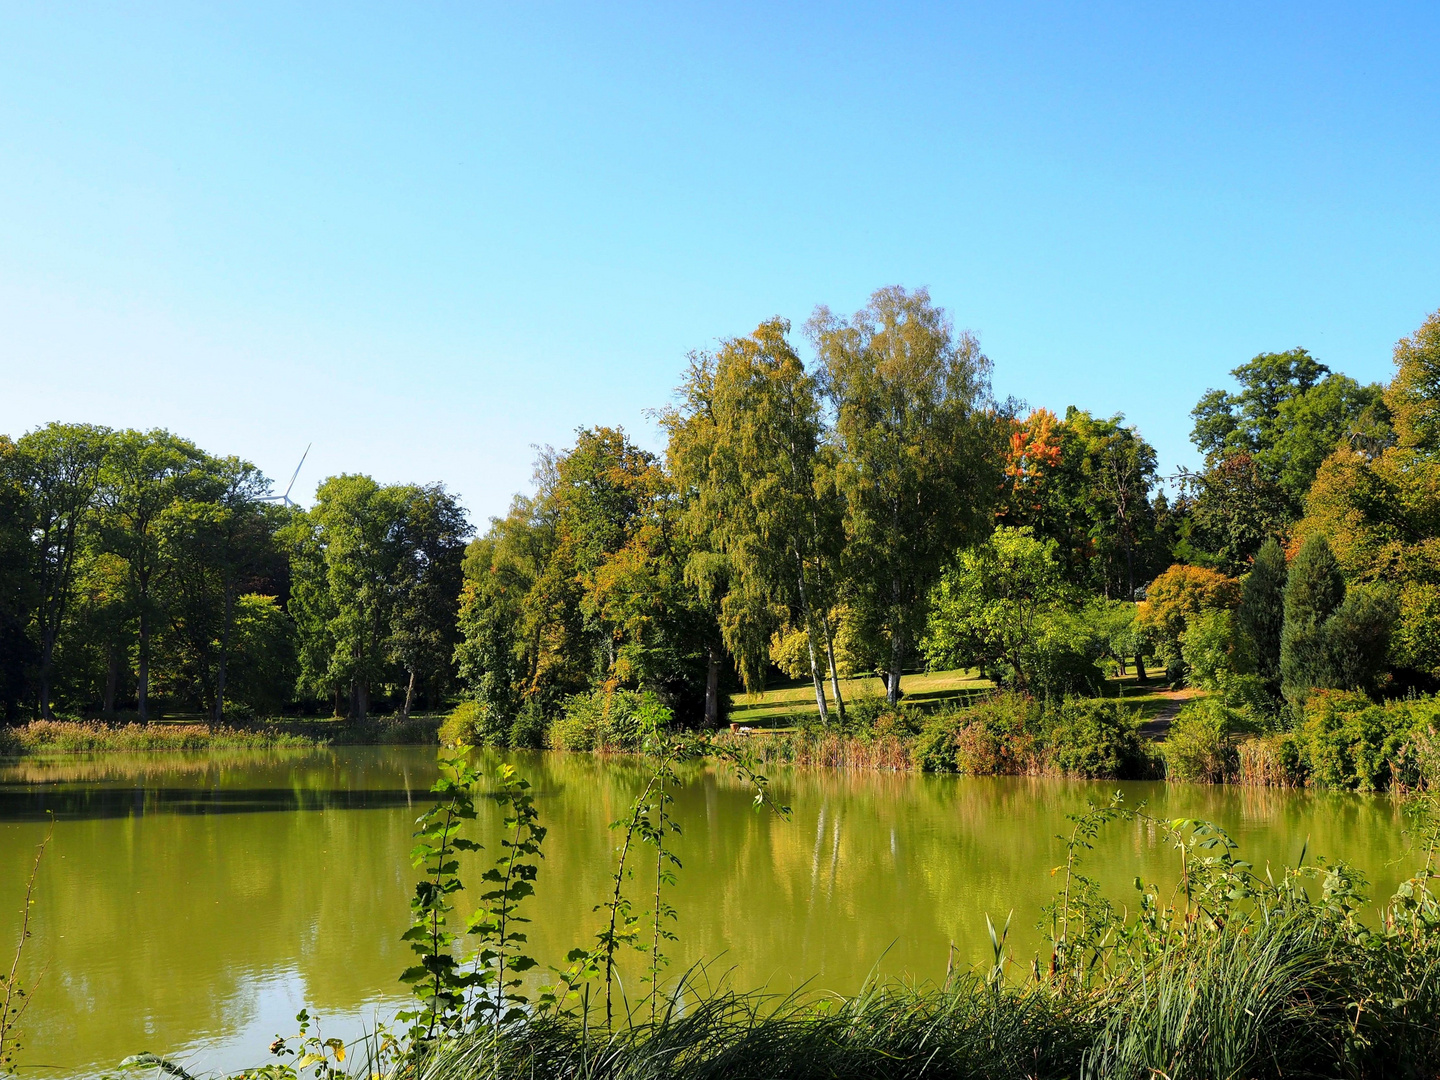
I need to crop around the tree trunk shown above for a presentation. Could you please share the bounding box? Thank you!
[103,642,119,721]
[402,668,416,720]
[350,679,369,722]
[794,558,828,723]
[818,608,846,724]
[213,589,234,730]
[704,648,720,729]
[38,632,56,720]
[886,630,904,707]
[137,605,150,723]
[805,628,829,722]
[1134,653,1148,684]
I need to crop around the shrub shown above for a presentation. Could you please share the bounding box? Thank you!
[547,694,601,751]
[870,708,922,739]
[911,693,1039,774]
[844,695,893,731]
[547,689,667,752]
[1181,608,1255,690]
[914,712,963,772]
[1297,690,1411,791]
[509,700,548,749]
[954,693,1042,775]
[1220,672,1279,719]
[1045,698,1144,779]
[1029,633,1107,700]
[1164,699,1255,783]
[439,700,512,748]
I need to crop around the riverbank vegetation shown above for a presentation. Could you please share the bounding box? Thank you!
[5,290,1440,790]
[0,714,441,756]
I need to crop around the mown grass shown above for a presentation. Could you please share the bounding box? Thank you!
[727,669,1188,729]
[727,668,995,728]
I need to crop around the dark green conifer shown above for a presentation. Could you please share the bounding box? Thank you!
[1236,538,1287,689]
[1280,534,1345,699]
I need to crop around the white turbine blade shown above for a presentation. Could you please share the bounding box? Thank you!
[283,444,312,500]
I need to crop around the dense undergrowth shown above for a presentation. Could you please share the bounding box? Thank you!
[438,682,1440,792]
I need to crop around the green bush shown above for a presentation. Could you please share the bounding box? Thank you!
[1298,691,1412,791]
[1165,699,1255,783]
[1181,608,1254,690]
[510,699,548,749]
[547,689,669,752]
[439,700,512,748]
[842,695,894,731]
[1220,672,1279,719]
[1028,636,1107,699]
[914,711,963,772]
[953,693,1042,775]
[1045,698,1145,779]
[912,693,1039,773]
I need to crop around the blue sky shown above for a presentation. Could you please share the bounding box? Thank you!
[2,2,1437,522]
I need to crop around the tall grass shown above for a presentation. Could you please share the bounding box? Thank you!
[409,974,1090,1080]
[0,714,441,757]
[713,729,915,771]
[0,720,316,755]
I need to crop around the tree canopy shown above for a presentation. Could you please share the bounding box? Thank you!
[3,292,1435,728]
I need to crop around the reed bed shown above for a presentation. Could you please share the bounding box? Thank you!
[714,729,916,771]
[0,714,441,757]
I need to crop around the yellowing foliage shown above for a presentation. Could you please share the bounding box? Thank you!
[1137,564,1242,642]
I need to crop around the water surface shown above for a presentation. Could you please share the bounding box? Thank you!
[0,747,1418,1077]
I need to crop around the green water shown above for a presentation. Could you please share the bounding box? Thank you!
[0,747,1418,1077]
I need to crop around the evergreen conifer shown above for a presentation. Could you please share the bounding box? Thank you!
[1280,534,1345,699]
[1236,538,1287,689]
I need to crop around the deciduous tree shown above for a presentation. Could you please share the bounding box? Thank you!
[16,423,110,718]
[809,286,1003,705]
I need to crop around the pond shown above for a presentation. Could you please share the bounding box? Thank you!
[0,746,1420,1077]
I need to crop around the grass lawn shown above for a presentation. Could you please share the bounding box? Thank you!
[726,668,995,727]
[726,667,1197,730]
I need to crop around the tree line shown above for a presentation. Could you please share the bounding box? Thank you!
[3,286,1437,730]
[0,431,469,724]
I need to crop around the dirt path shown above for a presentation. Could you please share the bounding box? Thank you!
[1135,690,1192,742]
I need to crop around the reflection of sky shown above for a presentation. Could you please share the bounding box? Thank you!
[168,969,404,1080]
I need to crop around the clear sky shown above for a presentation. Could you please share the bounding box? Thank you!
[3,3,1438,523]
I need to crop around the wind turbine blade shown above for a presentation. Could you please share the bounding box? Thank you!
[283,444,312,500]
